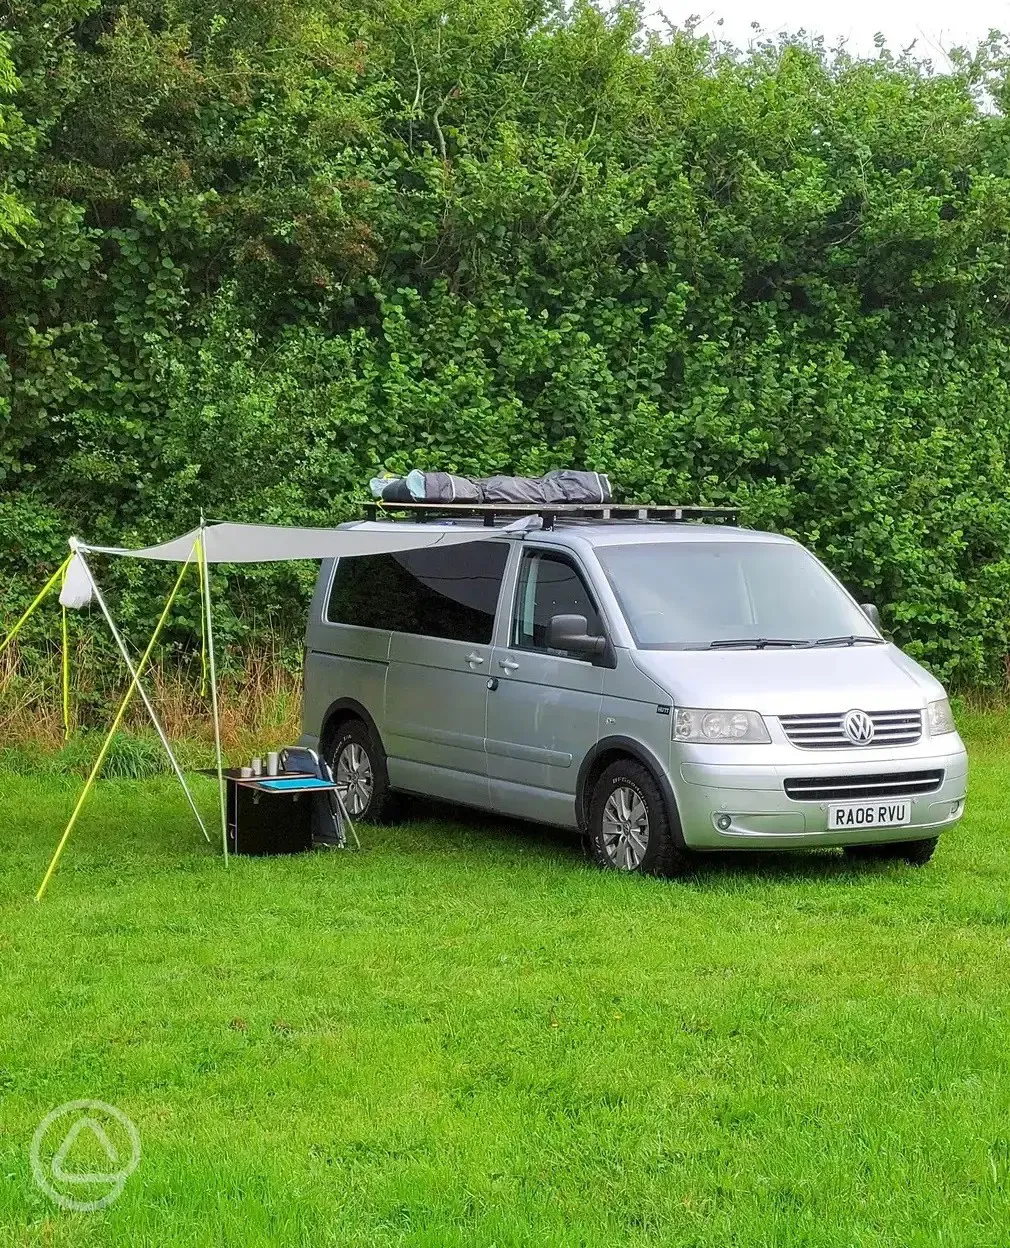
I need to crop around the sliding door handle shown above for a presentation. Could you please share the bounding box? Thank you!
[499,658,519,673]
[465,652,484,667]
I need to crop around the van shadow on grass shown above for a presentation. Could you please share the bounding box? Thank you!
[386,794,883,886]
[390,793,584,867]
[690,846,882,886]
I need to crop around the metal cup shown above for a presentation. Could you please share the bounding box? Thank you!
[266,752,279,777]
[240,766,253,779]
[251,757,262,776]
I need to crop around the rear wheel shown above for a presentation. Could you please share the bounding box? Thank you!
[844,836,939,866]
[587,759,693,878]
[327,719,393,823]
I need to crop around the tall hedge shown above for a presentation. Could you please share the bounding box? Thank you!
[3,2,1010,685]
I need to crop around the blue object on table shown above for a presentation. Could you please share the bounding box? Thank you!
[257,777,334,791]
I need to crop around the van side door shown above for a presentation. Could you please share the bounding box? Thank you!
[485,547,605,827]
[305,555,393,753]
[382,540,509,809]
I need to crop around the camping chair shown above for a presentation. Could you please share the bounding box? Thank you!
[280,746,361,850]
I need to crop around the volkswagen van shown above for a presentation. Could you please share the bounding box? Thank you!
[300,508,967,875]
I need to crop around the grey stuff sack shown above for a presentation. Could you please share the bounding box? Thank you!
[408,471,483,503]
[478,470,612,505]
[541,470,612,504]
[477,475,550,504]
[380,471,483,503]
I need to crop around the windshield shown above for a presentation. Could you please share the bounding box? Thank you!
[596,541,879,649]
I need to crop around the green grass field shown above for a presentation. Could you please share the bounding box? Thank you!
[0,712,1007,1246]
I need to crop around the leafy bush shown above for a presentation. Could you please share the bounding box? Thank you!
[3,3,1010,686]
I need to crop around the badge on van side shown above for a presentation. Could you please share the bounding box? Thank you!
[657,704,671,715]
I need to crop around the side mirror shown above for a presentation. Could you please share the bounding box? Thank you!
[861,602,882,631]
[547,613,607,659]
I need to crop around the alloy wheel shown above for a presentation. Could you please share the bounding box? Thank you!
[601,785,650,870]
[335,742,374,816]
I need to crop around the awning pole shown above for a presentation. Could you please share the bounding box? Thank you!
[199,526,228,863]
[75,545,211,844]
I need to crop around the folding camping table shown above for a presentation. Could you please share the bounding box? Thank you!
[224,770,339,856]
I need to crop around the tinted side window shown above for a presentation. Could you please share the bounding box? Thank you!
[512,551,604,655]
[326,554,399,631]
[327,543,508,643]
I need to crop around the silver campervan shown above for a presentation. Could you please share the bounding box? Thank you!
[300,505,967,875]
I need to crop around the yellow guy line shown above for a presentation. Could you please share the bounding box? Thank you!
[0,554,73,664]
[35,546,197,903]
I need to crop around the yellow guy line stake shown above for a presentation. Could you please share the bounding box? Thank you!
[35,547,198,903]
[0,554,73,664]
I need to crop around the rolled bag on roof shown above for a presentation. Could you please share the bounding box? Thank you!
[378,471,482,504]
[376,469,611,506]
[481,469,611,504]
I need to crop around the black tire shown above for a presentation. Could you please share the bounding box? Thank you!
[844,836,939,867]
[327,719,394,823]
[587,759,693,878]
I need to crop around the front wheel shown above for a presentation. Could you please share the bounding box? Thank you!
[844,836,939,867]
[587,759,693,878]
[327,720,393,823]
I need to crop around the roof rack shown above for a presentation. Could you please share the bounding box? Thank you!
[359,501,740,530]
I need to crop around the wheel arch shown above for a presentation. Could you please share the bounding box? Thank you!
[576,736,683,843]
[319,697,383,760]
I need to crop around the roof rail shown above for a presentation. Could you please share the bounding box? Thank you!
[359,501,740,530]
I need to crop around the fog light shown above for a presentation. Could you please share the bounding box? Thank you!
[716,814,732,831]
[950,801,961,817]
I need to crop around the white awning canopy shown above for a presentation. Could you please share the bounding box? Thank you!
[28,513,543,896]
[75,518,531,563]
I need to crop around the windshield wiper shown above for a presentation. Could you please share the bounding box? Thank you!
[707,638,812,650]
[813,635,885,647]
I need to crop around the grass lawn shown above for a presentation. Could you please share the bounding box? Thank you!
[0,712,1008,1246]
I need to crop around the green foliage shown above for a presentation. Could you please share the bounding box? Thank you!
[3,3,1010,684]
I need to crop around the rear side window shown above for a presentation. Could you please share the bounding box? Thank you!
[327,542,508,643]
[511,550,604,654]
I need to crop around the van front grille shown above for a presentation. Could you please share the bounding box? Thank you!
[779,709,922,749]
[784,770,944,803]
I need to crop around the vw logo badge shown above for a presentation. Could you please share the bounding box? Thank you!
[842,709,875,744]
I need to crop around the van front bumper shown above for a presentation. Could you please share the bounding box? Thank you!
[673,736,968,850]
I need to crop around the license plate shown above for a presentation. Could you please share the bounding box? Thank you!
[829,801,911,830]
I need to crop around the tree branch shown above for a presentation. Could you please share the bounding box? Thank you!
[409,39,422,114]
[432,84,457,167]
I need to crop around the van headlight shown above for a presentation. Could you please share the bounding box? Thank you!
[674,708,770,744]
[927,698,956,736]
